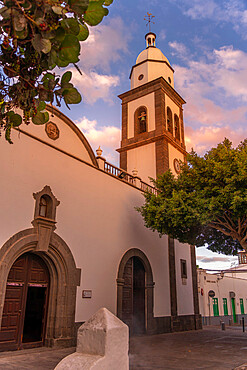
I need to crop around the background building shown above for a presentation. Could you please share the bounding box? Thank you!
[198,253,247,325]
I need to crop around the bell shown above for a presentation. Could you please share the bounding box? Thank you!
[140,115,146,122]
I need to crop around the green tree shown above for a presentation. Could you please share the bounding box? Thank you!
[0,0,113,142]
[138,139,247,255]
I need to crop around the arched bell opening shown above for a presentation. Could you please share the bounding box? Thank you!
[134,106,148,135]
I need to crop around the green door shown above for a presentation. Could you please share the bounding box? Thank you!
[240,298,244,314]
[213,298,219,316]
[231,298,237,323]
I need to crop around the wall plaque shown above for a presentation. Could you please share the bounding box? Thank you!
[82,290,92,299]
[45,121,59,140]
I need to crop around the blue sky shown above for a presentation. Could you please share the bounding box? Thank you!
[58,0,247,270]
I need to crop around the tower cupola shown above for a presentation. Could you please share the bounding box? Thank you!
[130,34,175,90]
[145,32,156,48]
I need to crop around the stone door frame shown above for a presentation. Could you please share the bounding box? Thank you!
[0,228,81,348]
[116,248,155,334]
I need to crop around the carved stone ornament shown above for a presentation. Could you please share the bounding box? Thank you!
[45,121,60,140]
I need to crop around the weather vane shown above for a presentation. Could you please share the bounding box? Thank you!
[144,12,155,32]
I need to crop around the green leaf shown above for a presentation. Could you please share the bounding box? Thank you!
[37,101,46,111]
[52,5,63,14]
[61,18,80,35]
[61,82,74,89]
[32,111,49,125]
[56,58,70,67]
[69,0,89,15]
[55,27,66,42]
[59,35,80,63]
[77,24,89,41]
[48,48,57,69]
[13,13,27,32]
[84,1,109,26]
[63,88,82,104]
[104,0,113,5]
[32,34,51,54]
[0,7,11,19]
[5,125,13,144]
[10,113,22,127]
[61,71,72,85]
[16,28,28,40]
[42,72,55,80]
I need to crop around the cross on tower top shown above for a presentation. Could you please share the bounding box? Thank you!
[144,12,155,32]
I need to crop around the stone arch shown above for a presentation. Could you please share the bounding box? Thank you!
[134,106,148,135]
[167,106,173,134]
[174,114,180,141]
[0,228,81,348]
[116,248,155,334]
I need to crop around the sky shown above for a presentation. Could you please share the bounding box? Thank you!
[58,0,247,270]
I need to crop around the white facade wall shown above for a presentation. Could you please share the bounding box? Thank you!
[0,122,177,323]
[175,241,194,315]
[127,143,156,184]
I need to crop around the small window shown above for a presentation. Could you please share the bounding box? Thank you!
[134,106,147,135]
[167,107,173,134]
[39,196,47,217]
[180,259,187,279]
[240,298,245,314]
[223,298,228,316]
[213,298,219,316]
[174,114,180,141]
[138,74,144,81]
[39,194,52,218]
[168,77,171,83]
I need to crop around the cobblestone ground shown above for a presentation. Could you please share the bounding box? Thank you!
[0,326,247,369]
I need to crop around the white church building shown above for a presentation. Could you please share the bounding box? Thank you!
[0,33,201,351]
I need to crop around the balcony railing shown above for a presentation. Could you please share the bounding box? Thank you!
[104,161,157,195]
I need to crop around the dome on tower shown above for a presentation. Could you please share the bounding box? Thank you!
[136,47,171,65]
[130,32,174,90]
[136,33,171,65]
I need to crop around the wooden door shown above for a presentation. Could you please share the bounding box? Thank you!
[122,258,133,330]
[133,257,145,334]
[0,253,49,351]
[122,257,146,334]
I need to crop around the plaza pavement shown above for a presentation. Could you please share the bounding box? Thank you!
[0,326,247,369]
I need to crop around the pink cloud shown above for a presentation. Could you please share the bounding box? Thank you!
[185,125,247,154]
[76,117,121,165]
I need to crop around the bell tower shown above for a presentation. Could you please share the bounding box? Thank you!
[117,33,187,184]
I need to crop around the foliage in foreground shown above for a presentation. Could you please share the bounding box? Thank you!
[138,138,247,255]
[0,0,113,142]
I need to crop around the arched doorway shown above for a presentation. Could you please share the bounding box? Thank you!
[0,253,49,350]
[122,256,145,334]
[0,228,81,350]
[117,249,155,335]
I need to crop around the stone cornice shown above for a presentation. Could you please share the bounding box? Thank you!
[117,132,187,156]
[118,77,186,107]
[129,59,174,79]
